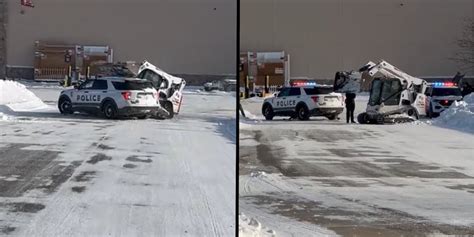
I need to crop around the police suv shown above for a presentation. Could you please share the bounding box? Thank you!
[425,82,463,118]
[262,86,345,120]
[58,77,165,119]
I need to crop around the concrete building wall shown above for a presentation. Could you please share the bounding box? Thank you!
[6,0,236,76]
[0,0,7,78]
[241,0,474,79]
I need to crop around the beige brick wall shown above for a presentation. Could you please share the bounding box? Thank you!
[241,0,474,79]
[6,0,236,75]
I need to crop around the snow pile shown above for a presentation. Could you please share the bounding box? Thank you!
[0,80,48,112]
[239,213,276,237]
[241,110,262,120]
[432,93,474,134]
[0,112,11,121]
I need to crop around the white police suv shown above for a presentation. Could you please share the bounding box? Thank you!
[262,86,344,120]
[58,77,165,119]
[425,82,463,118]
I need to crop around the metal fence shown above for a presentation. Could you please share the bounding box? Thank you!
[34,67,68,81]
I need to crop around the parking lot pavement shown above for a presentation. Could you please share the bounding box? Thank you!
[239,96,474,237]
[0,85,236,236]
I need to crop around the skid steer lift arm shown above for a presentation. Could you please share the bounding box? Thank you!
[365,60,426,90]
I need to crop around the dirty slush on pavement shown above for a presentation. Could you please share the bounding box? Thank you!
[0,80,236,236]
[239,126,474,236]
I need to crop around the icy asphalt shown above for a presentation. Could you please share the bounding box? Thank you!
[240,97,474,237]
[0,84,236,236]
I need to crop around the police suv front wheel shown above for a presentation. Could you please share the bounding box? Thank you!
[102,101,118,119]
[58,97,73,114]
[262,104,274,120]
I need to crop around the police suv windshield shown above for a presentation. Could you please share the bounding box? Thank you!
[112,81,154,90]
[432,87,462,97]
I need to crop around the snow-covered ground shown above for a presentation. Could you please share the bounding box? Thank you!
[0,80,236,236]
[240,94,474,236]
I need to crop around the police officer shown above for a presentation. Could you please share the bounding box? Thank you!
[345,92,356,123]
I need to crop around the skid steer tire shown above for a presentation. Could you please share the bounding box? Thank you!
[376,114,385,124]
[357,113,369,124]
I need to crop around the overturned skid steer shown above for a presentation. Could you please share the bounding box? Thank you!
[335,60,428,124]
[137,61,186,119]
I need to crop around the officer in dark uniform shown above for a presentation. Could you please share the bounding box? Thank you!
[345,92,356,123]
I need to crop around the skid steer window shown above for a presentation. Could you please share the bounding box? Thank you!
[381,80,401,105]
[369,80,382,105]
[138,69,163,89]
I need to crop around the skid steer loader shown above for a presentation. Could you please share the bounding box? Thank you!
[137,61,186,119]
[334,60,428,124]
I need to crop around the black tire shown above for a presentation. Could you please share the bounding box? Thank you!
[58,97,73,114]
[407,107,419,120]
[163,102,174,119]
[326,114,337,120]
[357,112,369,124]
[262,104,274,120]
[376,114,385,124]
[137,115,149,119]
[102,101,118,119]
[296,104,310,120]
[427,106,433,119]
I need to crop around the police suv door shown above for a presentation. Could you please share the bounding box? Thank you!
[72,80,94,106]
[89,80,108,108]
[287,88,301,110]
[274,88,290,110]
[73,80,105,108]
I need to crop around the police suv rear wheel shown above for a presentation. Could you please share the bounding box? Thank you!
[102,101,118,119]
[296,105,310,120]
[262,104,274,120]
[58,97,73,114]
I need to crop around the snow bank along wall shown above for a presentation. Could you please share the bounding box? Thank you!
[240,0,474,80]
[5,0,236,81]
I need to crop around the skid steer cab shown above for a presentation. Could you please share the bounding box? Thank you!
[137,61,186,119]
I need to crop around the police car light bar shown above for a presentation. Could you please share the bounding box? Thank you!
[292,81,318,87]
[430,82,457,87]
